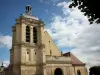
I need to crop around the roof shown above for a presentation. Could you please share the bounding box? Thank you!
[3,64,13,71]
[63,52,85,66]
[20,14,39,20]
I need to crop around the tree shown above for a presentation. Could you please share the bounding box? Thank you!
[69,0,100,24]
[89,66,100,75]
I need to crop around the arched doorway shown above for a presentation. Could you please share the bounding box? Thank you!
[77,70,81,75]
[54,68,63,75]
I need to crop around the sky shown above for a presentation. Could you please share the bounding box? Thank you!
[0,0,100,71]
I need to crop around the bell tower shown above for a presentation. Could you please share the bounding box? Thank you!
[25,5,32,15]
[10,5,46,75]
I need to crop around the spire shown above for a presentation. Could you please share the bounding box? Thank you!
[2,63,3,66]
[20,5,39,20]
[25,5,32,15]
[1,62,4,67]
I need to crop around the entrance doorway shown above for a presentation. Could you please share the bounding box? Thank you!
[54,68,63,75]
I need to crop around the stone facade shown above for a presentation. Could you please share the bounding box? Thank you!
[0,5,88,75]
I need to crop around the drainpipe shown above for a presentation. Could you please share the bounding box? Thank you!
[74,66,76,75]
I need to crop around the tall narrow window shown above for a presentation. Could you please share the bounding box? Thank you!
[26,49,31,61]
[33,27,37,43]
[50,50,52,55]
[26,26,30,42]
[77,70,81,75]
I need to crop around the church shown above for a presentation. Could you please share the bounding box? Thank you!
[0,5,88,75]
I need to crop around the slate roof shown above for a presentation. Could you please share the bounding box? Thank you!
[63,52,85,66]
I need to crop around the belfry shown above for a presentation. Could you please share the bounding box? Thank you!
[0,5,88,75]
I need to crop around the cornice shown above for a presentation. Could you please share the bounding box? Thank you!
[14,42,45,49]
[14,42,37,48]
[15,17,44,27]
[46,61,71,64]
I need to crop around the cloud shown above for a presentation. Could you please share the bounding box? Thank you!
[3,61,10,67]
[0,34,12,49]
[45,1,100,70]
[71,25,100,68]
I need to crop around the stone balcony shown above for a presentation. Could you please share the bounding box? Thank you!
[46,55,71,64]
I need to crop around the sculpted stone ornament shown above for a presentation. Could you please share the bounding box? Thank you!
[12,26,16,32]
[16,18,21,24]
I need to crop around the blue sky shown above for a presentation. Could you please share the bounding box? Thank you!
[0,0,68,62]
[0,0,100,69]
[0,0,65,35]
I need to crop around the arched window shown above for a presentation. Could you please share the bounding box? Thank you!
[26,26,30,42]
[33,27,37,43]
[77,70,81,75]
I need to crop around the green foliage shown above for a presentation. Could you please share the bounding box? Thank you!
[69,0,100,24]
[89,66,100,75]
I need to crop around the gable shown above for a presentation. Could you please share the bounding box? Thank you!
[44,31,61,56]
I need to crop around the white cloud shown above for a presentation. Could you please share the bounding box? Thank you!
[3,60,10,67]
[45,1,100,70]
[0,34,12,49]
